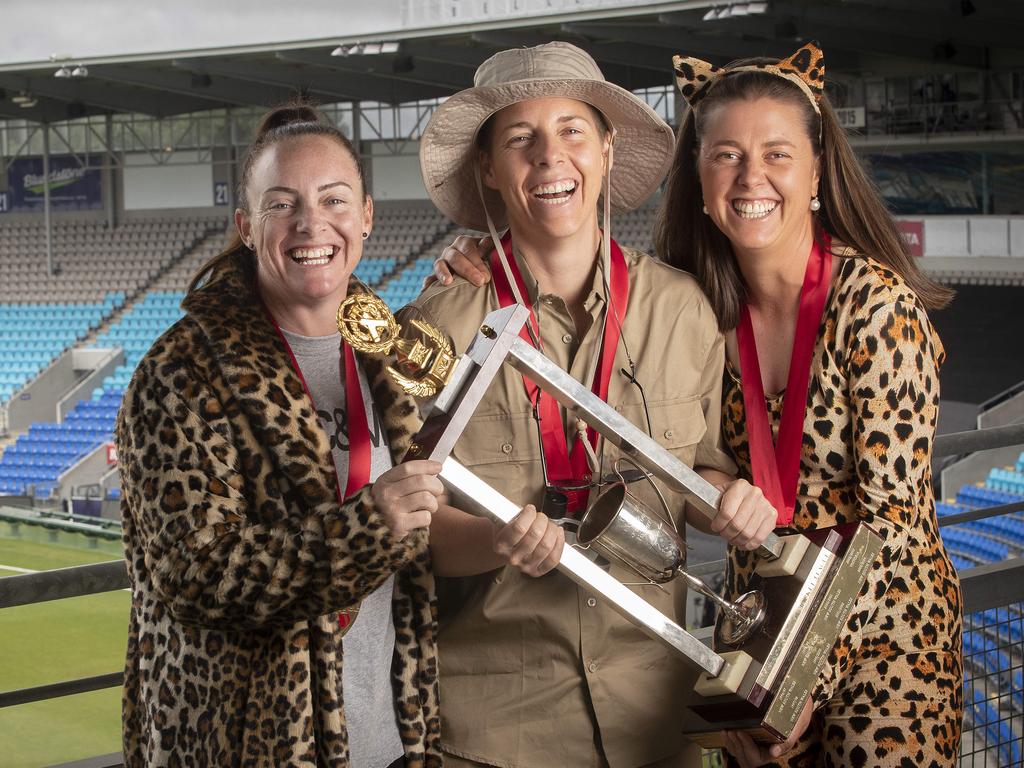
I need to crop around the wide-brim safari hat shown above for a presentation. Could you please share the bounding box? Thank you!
[420,42,675,232]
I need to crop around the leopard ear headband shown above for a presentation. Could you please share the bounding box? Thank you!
[672,41,825,116]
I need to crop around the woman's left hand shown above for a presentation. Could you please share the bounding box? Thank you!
[710,478,778,550]
[722,696,814,767]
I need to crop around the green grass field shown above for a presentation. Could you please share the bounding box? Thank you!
[0,524,128,768]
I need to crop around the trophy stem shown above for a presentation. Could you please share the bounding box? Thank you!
[676,569,766,646]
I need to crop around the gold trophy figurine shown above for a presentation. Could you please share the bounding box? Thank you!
[337,292,457,397]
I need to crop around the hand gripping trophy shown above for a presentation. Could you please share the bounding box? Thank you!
[339,293,883,746]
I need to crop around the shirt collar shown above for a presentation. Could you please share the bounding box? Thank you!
[510,239,610,319]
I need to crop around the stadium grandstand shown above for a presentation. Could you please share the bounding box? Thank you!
[1,0,1023,765]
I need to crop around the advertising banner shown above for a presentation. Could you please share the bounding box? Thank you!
[896,220,925,257]
[5,153,104,212]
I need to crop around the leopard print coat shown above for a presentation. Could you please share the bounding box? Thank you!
[117,258,441,767]
[721,255,963,766]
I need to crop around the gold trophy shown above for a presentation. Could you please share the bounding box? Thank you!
[337,292,457,397]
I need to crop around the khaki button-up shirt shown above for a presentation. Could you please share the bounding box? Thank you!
[399,245,734,768]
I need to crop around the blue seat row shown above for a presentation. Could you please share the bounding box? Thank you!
[941,528,1011,562]
[956,486,1024,509]
[0,293,125,405]
[0,392,116,495]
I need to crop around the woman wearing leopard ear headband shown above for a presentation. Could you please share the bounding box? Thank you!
[656,42,963,767]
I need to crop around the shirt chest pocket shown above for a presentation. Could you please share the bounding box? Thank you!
[450,409,545,508]
[617,395,707,458]
[451,409,538,466]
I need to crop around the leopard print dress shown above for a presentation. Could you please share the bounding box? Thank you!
[117,259,441,767]
[720,255,963,767]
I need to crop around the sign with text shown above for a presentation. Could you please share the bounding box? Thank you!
[835,107,866,129]
[214,181,229,206]
[896,220,925,256]
[6,153,103,212]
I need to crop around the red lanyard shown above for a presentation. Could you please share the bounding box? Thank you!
[268,309,372,630]
[736,235,832,527]
[489,232,629,514]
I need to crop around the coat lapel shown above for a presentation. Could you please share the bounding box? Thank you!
[183,261,423,510]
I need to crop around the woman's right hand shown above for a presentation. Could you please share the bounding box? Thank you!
[370,460,446,540]
[428,235,493,288]
[492,504,565,577]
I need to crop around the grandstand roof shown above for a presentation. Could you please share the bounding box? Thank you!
[1,0,1022,122]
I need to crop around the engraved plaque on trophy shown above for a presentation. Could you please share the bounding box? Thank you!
[338,297,884,744]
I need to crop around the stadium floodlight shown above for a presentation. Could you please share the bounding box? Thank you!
[333,40,399,56]
[703,3,767,21]
[71,64,88,78]
[54,65,72,78]
[11,91,33,104]
[332,43,366,57]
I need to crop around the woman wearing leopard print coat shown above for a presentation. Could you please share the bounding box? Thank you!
[117,105,443,767]
[657,45,963,767]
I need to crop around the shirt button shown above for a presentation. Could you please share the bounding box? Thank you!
[664,429,675,440]
[586,597,597,608]
[501,442,513,454]
[561,333,573,344]
[587,660,598,673]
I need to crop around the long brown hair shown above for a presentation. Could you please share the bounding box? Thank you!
[654,62,953,331]
[188,101,366,294]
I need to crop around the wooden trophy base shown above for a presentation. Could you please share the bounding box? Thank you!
[681,522,883,745]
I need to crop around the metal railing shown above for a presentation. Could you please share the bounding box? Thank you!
[2,423,1024,766]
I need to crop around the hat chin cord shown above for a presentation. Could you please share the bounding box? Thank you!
[473,135,631,478]
[473,132,618,319]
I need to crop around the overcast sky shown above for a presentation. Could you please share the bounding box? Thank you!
[0,1,405,65]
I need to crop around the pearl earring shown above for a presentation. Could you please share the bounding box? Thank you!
[810,197,821,212]
[702,204,709,215]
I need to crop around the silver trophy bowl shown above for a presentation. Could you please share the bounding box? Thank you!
[577,460,767,647]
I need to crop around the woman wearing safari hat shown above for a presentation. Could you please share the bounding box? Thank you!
[402,42,777,768]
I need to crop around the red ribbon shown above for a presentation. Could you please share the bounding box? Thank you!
[268,307,372,628]
[736,235,832,527]
[489,232,628,514]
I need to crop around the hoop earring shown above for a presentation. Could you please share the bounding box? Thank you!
[810,197,821,212]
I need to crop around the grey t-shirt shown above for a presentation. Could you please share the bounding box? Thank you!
[282,328,403,768]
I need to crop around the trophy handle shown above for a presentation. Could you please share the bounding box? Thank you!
[612,456,680,538]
